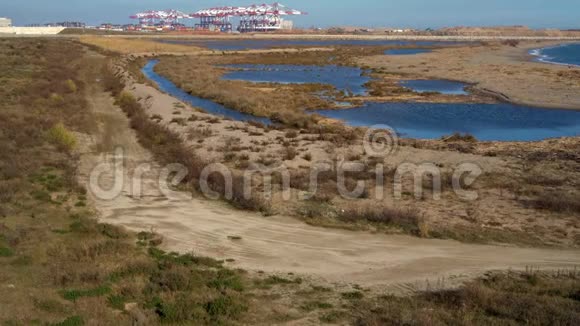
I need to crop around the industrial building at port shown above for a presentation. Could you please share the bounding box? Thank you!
[0,17,12,27]
[129,3,306,33]
[0,3,305,34]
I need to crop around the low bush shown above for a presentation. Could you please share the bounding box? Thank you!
[0,247,14,257]
[442,132,478,143]
[524,190,580,214]
[502,39,520,47]
[283,147,298,160]
[47,123,78,153]
[337,204,423,233]
[353,271,580,325]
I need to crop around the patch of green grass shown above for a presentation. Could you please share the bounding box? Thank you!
[61,285,112,302]
[107,294,126,310]
[30,189,52,202]
[204,295,248,321]
[0,247,14,257]
[34,298,68,314]
[207,269,245,292]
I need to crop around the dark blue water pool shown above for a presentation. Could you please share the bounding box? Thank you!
[222,64,370,95]
[530,43,580,67]
[159,39,463,51]
[400,80,468,95]
[142,60,271,124]
[142,60,580,142]
[385,48,432,55]
[315,102,580,141]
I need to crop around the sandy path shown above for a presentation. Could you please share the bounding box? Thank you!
[77,84,580,290]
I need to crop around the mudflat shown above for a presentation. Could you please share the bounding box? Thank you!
[359,41,580,109]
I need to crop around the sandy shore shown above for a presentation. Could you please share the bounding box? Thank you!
[359,41,580,110]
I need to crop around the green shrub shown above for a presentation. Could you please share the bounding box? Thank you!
[207,269,244,292]
[30,189,52,202]
[153,295,208,323]
[65,79,78,93]
[47,123,77,152]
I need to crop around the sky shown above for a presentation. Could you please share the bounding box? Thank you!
[1,0,579,29]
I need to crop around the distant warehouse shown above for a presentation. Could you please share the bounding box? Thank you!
[0,17,12,27]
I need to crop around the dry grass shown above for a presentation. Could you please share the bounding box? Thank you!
[0,38,302,325]
[351,270,580,325]
[337,204,424,235]
[154,55,333,127]
[524,190,580,214]
[5,37,580,324]
[79,36,204,54]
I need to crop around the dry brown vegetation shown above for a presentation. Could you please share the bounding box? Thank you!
[3,37,580,325]
[0,37,341,325]
[154,55,334,127]
[351,270,580,325]
[79,35,204,54]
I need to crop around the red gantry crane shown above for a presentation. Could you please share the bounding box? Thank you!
[130,10,193,29]
[191,2,307,33]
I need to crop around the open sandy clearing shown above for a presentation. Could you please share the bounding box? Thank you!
[77,72,580,291]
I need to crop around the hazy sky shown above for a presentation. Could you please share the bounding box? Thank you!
[2,0,579,29]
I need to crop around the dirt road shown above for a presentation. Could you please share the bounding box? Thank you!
[77,83,580,290]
